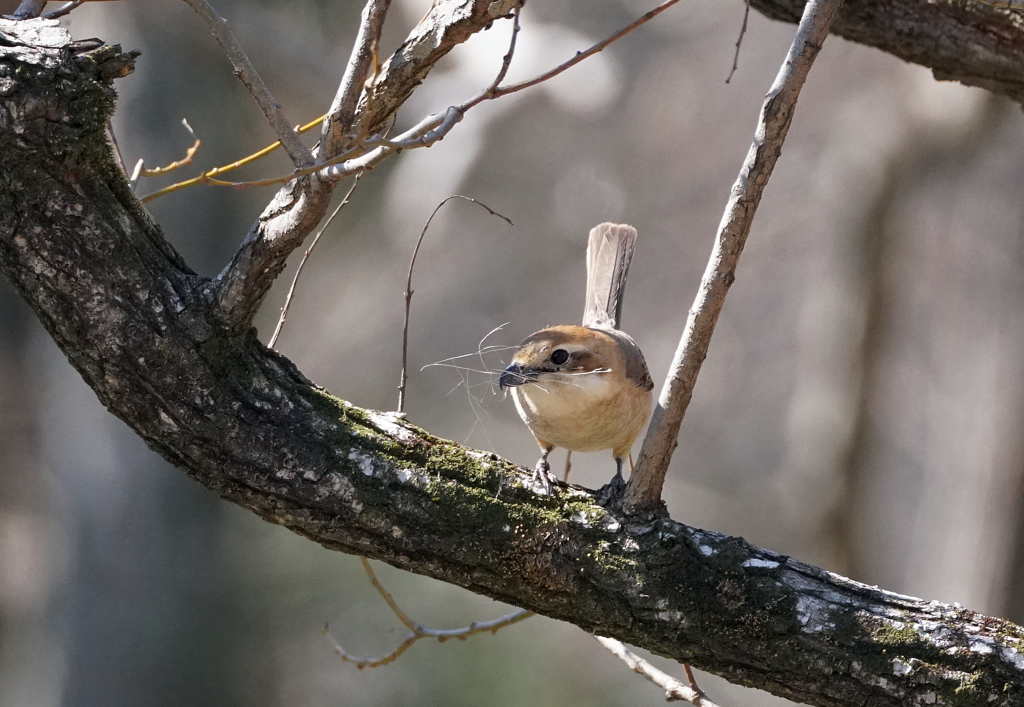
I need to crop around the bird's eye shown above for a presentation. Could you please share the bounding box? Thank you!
[550,349,570,365]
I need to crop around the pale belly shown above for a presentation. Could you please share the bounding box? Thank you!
[511,374,651,455]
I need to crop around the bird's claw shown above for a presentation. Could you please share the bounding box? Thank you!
[530,458,556,495]
[597,470,626,507]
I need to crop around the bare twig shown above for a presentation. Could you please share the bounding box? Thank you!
[595,637,723,707]
[324,557,534,669]
[480,0,681,103]
[140,113,326,203]
[268,174,362,349]
[725,0,750,84]
[181,0,314,168]
[625,0,846,512]
[139,120,201,177]
[43,0,85,20]
[399,195,513,413]
[324,0,680,182]
[320,0,392,157]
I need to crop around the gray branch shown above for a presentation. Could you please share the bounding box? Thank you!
[1,19,1023,706]
[181,0,314,168]
[626,0,846,511]
[319,0,392,158]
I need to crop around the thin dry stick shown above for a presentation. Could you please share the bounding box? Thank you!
[725,0,750,84]
[324,557,534,669]
[625,0,846,512]
[398,195,513,413]
[482,0,681,102]
[181,0,314,168]
[139,120,202,177]
[268,174,363,349]
[594,637,723,707]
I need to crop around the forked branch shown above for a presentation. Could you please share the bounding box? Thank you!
[212,0,684,333]
[595,638,722,707]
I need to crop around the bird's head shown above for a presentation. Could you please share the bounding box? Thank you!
[499,325,620,390]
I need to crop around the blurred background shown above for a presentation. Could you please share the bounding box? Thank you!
[2,0,1024,705]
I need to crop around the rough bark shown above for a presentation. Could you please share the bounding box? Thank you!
[750,0,1024,105]
[2,11,1024,707]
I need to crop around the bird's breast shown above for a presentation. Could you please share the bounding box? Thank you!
[511,372,651,454]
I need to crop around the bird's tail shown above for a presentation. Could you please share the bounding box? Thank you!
[583,223,638,330]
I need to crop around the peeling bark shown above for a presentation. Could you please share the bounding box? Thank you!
[2,12,1024,707]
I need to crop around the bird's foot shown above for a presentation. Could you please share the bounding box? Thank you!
[530,457,556,496]
[596,471,626,508]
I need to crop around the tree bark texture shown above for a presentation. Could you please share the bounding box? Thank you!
[2,12,1024,707]
[750,0,1024,105]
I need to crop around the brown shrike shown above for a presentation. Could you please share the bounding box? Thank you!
[499,223,653,493]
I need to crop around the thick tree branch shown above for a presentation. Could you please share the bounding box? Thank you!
[1,20,1023,706]
[626,0,845,512]
[750,0,1024,105]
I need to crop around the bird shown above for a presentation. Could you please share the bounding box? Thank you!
[499,223,654,494]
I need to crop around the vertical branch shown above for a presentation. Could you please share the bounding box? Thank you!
[624,0,847,512]
[399,196,512,413]
[320,0,392,157]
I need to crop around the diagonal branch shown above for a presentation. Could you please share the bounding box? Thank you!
[181,0,314,168]
[595,638,723,707]
[624,0,846,512]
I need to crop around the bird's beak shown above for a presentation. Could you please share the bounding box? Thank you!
[499,362,535,389]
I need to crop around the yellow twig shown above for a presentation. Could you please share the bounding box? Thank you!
[140,120,202,177]
[140,113,327,203]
